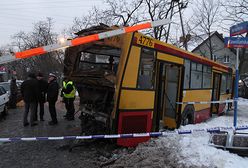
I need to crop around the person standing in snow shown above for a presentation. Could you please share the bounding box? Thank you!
[35,72,48,121]
[9,77,18,109]
[21,73,39,127]
[47,73,59,125]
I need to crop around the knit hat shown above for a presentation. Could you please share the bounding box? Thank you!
[49,73,56,78]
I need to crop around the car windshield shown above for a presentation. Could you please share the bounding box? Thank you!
[0,82,10,91]
[243,78,248,86]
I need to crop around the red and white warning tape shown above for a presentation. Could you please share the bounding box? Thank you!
[0,125,247,142]
[176,99,234,105]
[15,19,170,59]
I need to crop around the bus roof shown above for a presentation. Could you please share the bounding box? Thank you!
[133,32,229,72]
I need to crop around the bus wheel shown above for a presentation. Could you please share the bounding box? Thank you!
[181,105,194,126]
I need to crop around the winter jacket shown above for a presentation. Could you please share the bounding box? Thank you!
[61,81,76,99]
[10,79,18,95]
[37,79,48,103]
[47,79,59,102]
[21,77,39,103]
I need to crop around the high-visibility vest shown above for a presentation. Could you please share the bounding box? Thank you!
[63,81,76,98]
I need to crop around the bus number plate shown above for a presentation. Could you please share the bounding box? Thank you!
[137,36,154,48]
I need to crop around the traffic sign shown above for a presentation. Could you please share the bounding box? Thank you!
[230,21,248,36]
[224,37,248,48]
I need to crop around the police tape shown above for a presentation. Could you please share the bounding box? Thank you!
[15,19,170,59]
[1,125,248,142]
[176,99,235,105]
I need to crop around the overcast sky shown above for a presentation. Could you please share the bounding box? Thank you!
[0,0,104,46]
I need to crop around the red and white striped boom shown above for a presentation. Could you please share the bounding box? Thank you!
[15,19,170,59]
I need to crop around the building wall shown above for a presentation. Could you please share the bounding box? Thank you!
[192,34,236,69]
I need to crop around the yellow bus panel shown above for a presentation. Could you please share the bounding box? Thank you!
[135,33,155,48]
[157,52,184,65]
[164,117,177,128]
[220,94,232,101]
[182,90,212,112]
[122,46,141,88]
[119,90,155,110]
[213,66,228,73]
[112,33,134,119]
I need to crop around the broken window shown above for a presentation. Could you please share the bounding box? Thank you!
[137,48,155,89]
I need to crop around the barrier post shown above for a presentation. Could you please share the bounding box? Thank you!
[234,48,239,127]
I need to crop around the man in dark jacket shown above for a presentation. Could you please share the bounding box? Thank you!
[47,73,59,125]
[21,73,39,127]
[36,72,48,121]
[9,77,18,109]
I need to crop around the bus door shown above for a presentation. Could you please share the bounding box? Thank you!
[156,62,182,129]
[211,73,221,114]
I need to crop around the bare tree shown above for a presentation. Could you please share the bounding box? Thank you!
[222,0,248,23]
[221,0,248,74]
[10,18,63,79]
[104,0,144,26]
[143,0,180,41]
[67,0,189,42]
[189,0,221,60]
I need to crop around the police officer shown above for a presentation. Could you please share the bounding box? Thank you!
[61,77,76,120]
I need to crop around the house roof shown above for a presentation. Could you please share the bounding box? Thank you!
[187,31,223,52]
[188,31,236,54]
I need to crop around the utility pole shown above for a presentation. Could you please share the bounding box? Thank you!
[177,0,188,51]
[166,1,176,43]
[167,0,188,51]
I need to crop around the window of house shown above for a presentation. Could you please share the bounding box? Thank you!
[213,54,218,61]
[137,48,155,89]
[224,55,230,63]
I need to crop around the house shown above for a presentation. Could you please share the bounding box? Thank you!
[187,31,236,69]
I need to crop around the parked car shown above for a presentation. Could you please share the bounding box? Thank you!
[0,80,23,104]
[0,86,9,120]
[238,78,248,98]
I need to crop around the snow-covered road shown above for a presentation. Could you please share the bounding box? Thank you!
[109,98,248,168]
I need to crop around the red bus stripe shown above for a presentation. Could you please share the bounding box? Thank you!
[154,43,229,71]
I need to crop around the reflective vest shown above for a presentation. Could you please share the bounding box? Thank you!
[63,81,76,98]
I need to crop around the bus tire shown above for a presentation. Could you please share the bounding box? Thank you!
[181,105,195,126]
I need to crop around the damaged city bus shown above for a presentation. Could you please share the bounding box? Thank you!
[64,24,233,147]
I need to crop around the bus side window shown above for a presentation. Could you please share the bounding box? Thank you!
[227,74,232,94]
[183,59,190,89]
[190,62,202,89]
[221,74,227,94]
[137,48,155,90]
[203,65,212,88]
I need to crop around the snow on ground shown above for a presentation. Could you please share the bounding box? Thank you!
[109,98,248,168]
